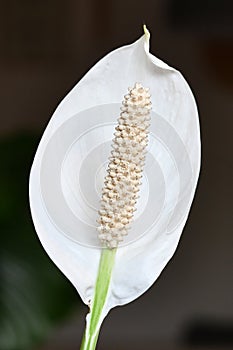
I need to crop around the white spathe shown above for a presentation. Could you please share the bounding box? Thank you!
[29,30,200,319]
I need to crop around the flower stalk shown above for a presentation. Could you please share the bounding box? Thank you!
[80,248,116,350]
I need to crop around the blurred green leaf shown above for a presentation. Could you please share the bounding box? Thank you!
[0,133,79,350]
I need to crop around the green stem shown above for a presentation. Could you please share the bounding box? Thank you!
[80,248,116,350]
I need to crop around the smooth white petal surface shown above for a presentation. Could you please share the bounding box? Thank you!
[29,31,200,315]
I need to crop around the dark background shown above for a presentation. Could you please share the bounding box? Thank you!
[0,1,232,349]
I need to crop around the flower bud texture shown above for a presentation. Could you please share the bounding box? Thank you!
[97,83,151,248]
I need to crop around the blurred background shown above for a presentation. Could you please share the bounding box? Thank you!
[0,0,232,349]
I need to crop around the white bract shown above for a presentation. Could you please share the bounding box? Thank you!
[29,27,200,341]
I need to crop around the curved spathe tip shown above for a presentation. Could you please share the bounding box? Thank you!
[143,24,150,42]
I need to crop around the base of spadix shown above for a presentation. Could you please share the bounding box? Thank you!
[39,103,193,248]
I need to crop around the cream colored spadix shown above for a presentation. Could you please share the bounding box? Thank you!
[97,83,151,248]
[29,27,200,348]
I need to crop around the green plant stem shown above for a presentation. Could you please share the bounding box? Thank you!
[80,248,116,350]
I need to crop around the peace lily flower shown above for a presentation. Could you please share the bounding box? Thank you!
[29,26,201,350]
